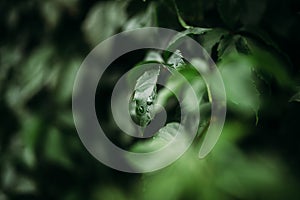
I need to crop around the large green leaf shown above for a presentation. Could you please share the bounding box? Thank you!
[219,54,260,116]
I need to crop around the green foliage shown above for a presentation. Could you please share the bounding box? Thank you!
[1,0,300,199]
[165,27,211,59]
[131,122,181,153]
[82,1,128,46]
[134,121,298,200]
[201,28,228,55]
[167,50,185,69]
[219,54,260,116]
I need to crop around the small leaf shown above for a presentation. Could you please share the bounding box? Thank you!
[167,50,185,69]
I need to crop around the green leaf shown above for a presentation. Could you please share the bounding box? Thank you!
[165,27,212,60]
[144,51,164,63]
[40,1,62,29]
[131,122,181,153]
[55,58,81,104]
[218,35,251,59]
[219,54,260,116]
[123,2,156,30]
[20,114,42,166]
[235,36,251,55]
[44,127,73,168]
[217,34,238,59]
[5,45,54,109]
[201,28,228,55]
[167,50,185,69]
[181,76,206,113]
[156,66,200,107]
[1,162,36,194]
[82,1,128,46]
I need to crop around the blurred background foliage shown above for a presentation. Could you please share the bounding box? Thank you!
[0,0,300,199]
